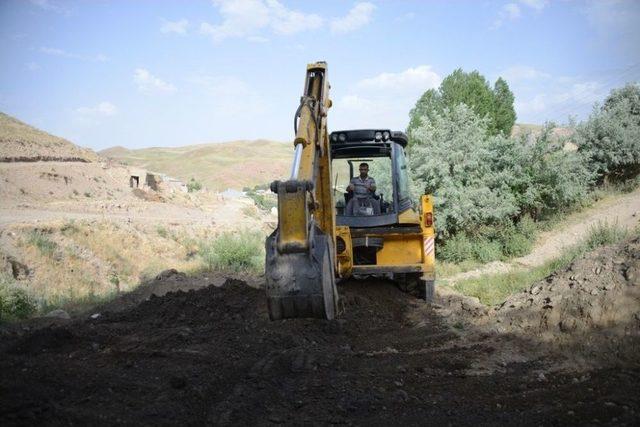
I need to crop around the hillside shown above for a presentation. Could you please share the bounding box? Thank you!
[100,140,292,191]
[0,112,97,162]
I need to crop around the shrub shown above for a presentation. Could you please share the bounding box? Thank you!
[501,231,532,258]
[199,231,264,272]
[575,83,640,183]
[409,106,591,238]
[439,233,474,263]
[187,178,202,193]
[156,226,168,238]
[0,274,37,322]
[27,230,58,257]
[516,215,537,239]
[584,221,629,250]
[246,190,277,211]
[473,238,503,263]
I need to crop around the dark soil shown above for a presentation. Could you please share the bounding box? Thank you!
[1,273,638,426]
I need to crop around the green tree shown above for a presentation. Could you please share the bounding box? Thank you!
[408,69,517,136]
[492,77,517,135]
[575,83,640,183]
[408,105,591,237]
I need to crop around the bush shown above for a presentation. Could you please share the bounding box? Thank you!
[473,238,503,263]
[501,231,532,258]
[575,83,640,183]
[199,231,264,272]
[409,106,591,238]
[516,215,537,239]
[439,233,474,263]
[156,226,168,238]
[246,190,277,211]
[187,178,202,193]
[584,221,629,250]
[0,274,37,322]
[27,230,58,257]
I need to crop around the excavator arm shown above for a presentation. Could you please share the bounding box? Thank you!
[265,62,339,320]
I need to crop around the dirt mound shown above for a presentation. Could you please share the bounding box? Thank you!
[1,276,638,425]
[0,112,97,162]
[493,237,640,362]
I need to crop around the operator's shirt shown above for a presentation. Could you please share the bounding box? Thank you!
[350,175,376,196]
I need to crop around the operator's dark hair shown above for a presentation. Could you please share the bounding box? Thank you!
[359,162,369,168]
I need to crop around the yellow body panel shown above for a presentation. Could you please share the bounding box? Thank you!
[335,225,353,276]
[376,235,424,265]
[397,208,420,224]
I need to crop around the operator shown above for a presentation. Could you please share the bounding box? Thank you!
[346,163,380,215]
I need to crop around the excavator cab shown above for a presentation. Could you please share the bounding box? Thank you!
[265,62,435,321]
[331,129,410,225]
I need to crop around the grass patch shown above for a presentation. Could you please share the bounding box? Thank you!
[0,273,37,322]
[187,178,202,193]
[27,230,58,257]
[245,189,277,211]
[156,225,169,239]
[198,230,264,273]
[439,218,536,264]
[453,221,631,306]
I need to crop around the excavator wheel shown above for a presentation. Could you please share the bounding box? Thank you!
[265,230,339,320]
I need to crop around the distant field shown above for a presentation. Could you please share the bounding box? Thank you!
[101,140,293,191]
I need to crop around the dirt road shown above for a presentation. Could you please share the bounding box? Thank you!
[447,188,640,283]
[1,273,638,425]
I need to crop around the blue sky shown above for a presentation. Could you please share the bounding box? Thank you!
[1,0,639,150]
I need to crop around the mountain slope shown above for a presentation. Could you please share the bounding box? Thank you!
[100,139,293,191]
[0,112,97,162]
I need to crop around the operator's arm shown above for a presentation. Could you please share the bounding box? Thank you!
[347,177,356,192]
[368,177,376,193]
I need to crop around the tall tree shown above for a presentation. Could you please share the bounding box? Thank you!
[575,83,640,182]
[492,77,517,135]
[408,69,517,136]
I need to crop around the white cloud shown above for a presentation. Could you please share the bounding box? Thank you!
[500,65,551,82]
[161,18,189,35]
[330,2,376,34]
[513,76,607,123]
[519,0,548,11]
[200,0,321,43]
[492,0,548,29]
[332,65,441,131]
[492,3,521,28]
[133,68,176,94]
[26,62,40,71]
[187,73,268,117]
[29,0,71,15]
[40,46,108,62]
[394,12,416,23]
[356,65,441,92]
[75,102,118,117]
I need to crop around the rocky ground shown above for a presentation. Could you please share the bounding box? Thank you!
[1,251,638,425]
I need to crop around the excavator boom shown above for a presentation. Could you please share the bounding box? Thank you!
[264,62,339,320]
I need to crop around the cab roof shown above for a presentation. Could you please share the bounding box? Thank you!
[329,129,408,148]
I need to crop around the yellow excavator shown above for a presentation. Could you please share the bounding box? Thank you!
[265,61,435,320]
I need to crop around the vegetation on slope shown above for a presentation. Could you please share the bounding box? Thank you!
[0,112,97,162]
[100,139,292,191]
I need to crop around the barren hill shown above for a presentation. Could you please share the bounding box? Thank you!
[100,140,292,191]
[0,112,97,162]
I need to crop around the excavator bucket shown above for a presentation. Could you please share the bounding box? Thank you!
[265,230,339,320]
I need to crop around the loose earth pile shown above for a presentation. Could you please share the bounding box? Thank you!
[1,268,638,425]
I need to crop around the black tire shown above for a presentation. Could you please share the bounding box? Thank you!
[320,240,338,320]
